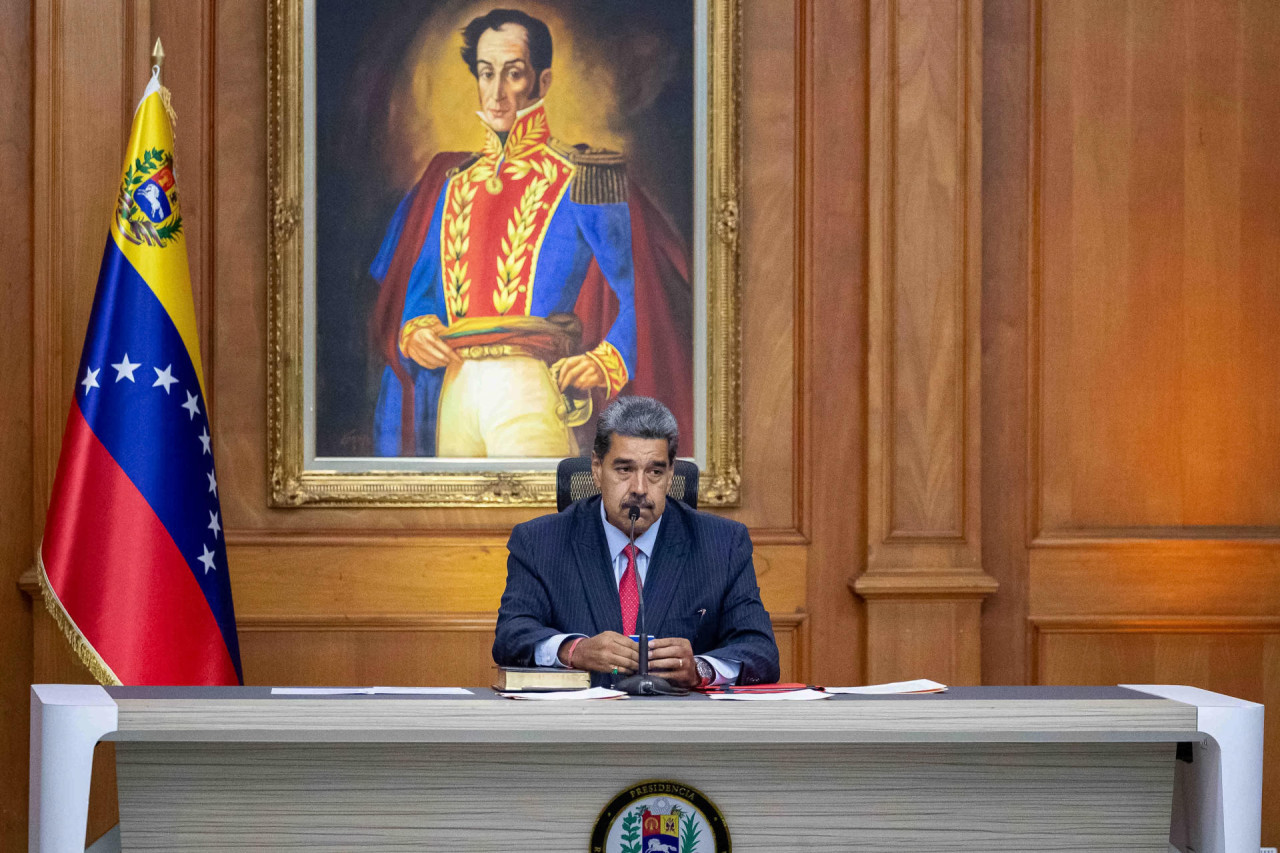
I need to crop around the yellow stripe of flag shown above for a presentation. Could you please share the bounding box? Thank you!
[109,88,206,400]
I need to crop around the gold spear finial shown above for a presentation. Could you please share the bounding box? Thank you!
[152,38,165,69]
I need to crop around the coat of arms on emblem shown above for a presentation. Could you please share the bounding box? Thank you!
[591,783,730,853]
[115,147,183,247]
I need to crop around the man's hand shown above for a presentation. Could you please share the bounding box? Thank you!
[647,637,700,688]
[552,354,606,392]
[558,631,639,674]
[404,325,463,370]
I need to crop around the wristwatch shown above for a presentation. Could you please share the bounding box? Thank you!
[695,657,715,687]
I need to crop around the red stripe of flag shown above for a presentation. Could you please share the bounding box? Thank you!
[42,402,239,685]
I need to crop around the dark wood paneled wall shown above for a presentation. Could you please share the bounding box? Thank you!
[2,0,1278,848]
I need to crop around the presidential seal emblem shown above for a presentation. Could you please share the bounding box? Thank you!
[115,146,183,248]
[591,781,730,853]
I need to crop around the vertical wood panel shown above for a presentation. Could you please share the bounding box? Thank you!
[979,0,1031,686]
[1036,0,1280,536]
[1182,0,1244,521]
[729,0,797,532]
[887,0,965,539]
[859,0,994,685]
[0,0,33,844]
[804,0,868,685]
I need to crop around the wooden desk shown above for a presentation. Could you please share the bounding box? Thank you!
[29,685,1262,852]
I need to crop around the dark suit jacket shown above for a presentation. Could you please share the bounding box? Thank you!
[493,496,780,686]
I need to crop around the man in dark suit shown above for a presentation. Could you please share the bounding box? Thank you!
[493,396,779,687]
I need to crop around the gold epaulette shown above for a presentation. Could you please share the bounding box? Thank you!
[550,140,628,205]
[446,153,483,177]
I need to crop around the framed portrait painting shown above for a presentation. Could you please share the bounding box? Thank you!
[267,0,741,506]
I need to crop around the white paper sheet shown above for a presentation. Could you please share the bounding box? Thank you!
[270,687,473,696]
[824,679,947,695]
[500,687,627,700]
[705,688,832,701]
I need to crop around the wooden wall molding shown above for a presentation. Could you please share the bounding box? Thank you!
[1031,615,1280,634]
[859,0,994,685]
[1032,529,1280,546]
[237,613,497,632]
[853,570,998,599]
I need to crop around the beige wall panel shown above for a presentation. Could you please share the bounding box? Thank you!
[1035,0,1280,535]
[1034,625,1279,837]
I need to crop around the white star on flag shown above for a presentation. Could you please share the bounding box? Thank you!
[197,544,217,574]
[80,366,100,394]
[153,364,178,393]
[182,391,201,420]
[207,470,218,497]
[198,426,211,455]
[111,353,141,383]
[208,510,221,539]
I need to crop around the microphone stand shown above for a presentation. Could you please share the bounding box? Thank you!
[615,506,688,696]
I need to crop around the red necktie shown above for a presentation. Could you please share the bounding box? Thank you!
[619,544,639,635]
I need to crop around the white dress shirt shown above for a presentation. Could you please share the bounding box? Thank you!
[533,502,741,685]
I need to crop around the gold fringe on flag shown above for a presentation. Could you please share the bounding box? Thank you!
[35,549,122,687]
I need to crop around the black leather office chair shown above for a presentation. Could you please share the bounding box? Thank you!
[555,456,699,512]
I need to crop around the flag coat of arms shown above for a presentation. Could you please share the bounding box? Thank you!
[37,69,242,686]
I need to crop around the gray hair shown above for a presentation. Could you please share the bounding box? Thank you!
[592,396,678,462]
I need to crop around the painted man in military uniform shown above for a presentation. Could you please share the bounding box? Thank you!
[370,8,690,458]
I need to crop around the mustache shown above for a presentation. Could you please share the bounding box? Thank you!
[621,499,654,511]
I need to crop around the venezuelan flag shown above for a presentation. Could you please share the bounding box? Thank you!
[37,69,242,686]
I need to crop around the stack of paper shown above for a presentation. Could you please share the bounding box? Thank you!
[705,688,831,701]
[824,679,947,695]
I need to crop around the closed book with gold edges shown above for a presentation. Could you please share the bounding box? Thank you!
[493,666,590,692]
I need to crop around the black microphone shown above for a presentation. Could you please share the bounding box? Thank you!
[614,504,687,696]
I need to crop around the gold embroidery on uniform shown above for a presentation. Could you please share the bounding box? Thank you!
[469,128,506,195]
[493,157,561,315]
[441,175,477,320]
[499,110,549,178]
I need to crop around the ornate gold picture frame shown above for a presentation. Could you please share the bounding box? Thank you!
[267,0,741,507]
